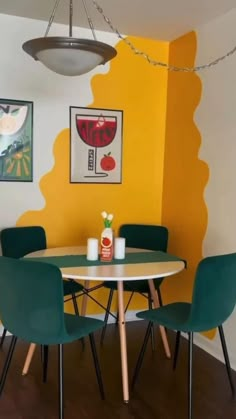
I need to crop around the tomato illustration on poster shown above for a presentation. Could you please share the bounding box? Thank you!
[70,106,123,184]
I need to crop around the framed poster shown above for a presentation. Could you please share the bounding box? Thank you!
[70,106,123,184]
[0,98,33,182]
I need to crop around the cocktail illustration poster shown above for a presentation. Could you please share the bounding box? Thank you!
[70,106,123,184]
[0,99,33,182]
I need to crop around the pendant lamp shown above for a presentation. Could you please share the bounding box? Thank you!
[22,0,117,76]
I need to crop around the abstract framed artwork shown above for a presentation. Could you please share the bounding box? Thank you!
[0,98,33,182]
[70,106,123,184]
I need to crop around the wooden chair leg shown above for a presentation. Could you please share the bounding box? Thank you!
[188,332,193,419]
[218,325,235,396]
[148,279,171,358]
[58,344,64,419]
[131,321,152,390]
[22,343,37,375]
[0,335,17,396]
[89,333,105,399]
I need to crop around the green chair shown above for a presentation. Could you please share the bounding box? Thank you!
[132,252,236,419]
[0,226,85,347]
[101,224,168,344]
[0,257,105,419]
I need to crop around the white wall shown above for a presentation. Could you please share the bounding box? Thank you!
[195,8,236,368]
[0,14,117,230]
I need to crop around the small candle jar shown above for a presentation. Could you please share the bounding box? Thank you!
[114,237,126,259]
[87,238,99,261]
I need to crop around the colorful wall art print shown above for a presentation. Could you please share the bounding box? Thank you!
[0,99,33,182]
[70,106,123,184]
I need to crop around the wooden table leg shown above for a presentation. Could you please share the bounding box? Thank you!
[22,343,37,375]
[148,279,171,359]
[117,281,129,403]
[81,280,90,316]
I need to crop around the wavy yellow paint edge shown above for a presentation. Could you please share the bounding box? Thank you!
[161,32,214,339]
[17,128,71,247]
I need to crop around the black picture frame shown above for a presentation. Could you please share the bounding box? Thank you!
[70,106,123,184]
[0,98,33,182]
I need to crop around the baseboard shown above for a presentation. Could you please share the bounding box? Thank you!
[179,331,236,372]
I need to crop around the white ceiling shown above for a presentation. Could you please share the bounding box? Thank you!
[0,0,235,41]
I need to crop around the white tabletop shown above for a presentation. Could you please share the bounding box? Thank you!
[26,246,185,282]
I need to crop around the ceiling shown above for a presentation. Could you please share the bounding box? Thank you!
[0,0,235,41]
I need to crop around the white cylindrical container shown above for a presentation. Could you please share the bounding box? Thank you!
[87,238,99,261]
[114,237,126,260]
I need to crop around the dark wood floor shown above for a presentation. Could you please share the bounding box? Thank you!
[0,321,235,419]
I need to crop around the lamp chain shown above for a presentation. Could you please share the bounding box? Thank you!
[82,0,97,40]
[45,0,62,37]
[92,0,236,72]
[44,0,97,40]
[69,0,73,37]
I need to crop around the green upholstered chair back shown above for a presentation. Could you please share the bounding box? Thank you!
[119,224,168,252]
[189,253,236,331]
[0,257,66,344]
[0,226,46,258]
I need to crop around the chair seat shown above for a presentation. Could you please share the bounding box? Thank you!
[137,302,192,331]
[63,314,104,344]
[137,299,230,332]
[63,280,84,296]
[13,314,104,346]
[104,278,163,293]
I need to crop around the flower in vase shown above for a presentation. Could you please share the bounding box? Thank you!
[101,211,114,228]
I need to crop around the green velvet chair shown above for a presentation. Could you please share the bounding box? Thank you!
[132,252,236,419]
[0,226,85,346]
[0,256,105,419]
[101,224,168,344]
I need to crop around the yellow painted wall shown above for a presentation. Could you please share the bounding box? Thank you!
[161,32,212,336]
[17,36,169,314]
[16,33,212,333]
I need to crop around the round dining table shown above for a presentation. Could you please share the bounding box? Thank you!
[23,246,185,402]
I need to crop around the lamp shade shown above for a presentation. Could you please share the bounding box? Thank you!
[22,37,117,76]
